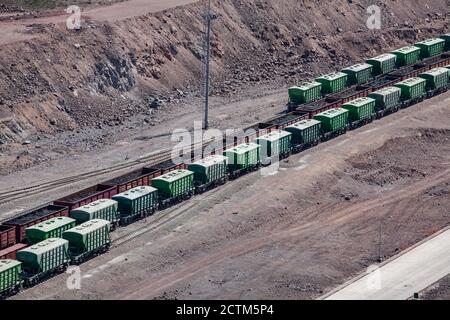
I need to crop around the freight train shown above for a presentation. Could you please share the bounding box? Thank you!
[1,35,450,299]
[287,36,448,111]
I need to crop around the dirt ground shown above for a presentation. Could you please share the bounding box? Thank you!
[9,92,450,300]
[420,275,450,300]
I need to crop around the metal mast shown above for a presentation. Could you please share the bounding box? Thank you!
[201,0,216,130]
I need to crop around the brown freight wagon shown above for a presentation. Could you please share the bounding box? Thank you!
[54,184,118,212]
[146,160,187,175]
[296,98,342,119]
[100,167,161,194]
[0,243,28,260]
[332,85,373,104]
[258,111,310,130]
[2,205,69,243]
[0,225,16,249]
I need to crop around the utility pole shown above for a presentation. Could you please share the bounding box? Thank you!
[202,0,217,130]
[378,220,382,262]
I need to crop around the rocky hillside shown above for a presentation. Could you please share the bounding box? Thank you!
[0,0,448,145]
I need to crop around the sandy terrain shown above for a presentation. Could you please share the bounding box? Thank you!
[420,275,450,300]
[10,92,450,300]
[0,0,198,45]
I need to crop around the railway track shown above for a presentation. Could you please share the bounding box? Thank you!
[0,122,267,212]
[0,150,172,206]
[0,137,210,208]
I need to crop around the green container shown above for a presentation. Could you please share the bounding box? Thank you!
[224,143,261,171]
[63,219,111,257]
[391,46,421,66]
[257,130,292,159]
[0,259,22,294]
[188,155,228,185]
[16,238,69,275]
[394,77,427,100]
[113,186,158,218]
[284,119,322,144]
[70,199,119,225]
[313,108,349,133]
[445,65,450,81]
[366,53,397,76]
[419,67,449,90]
[368,86,401,110]
[341,63,373,85]
[288,81,322,104]
[415,38,445,58]
[441,34,450,50]
[341,97,376,121]
[316,72,348,94]
[25,217,76,244]
[151,170,194,200]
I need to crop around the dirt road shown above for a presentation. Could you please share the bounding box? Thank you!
[0,0,198,45]
[12,92,450,300]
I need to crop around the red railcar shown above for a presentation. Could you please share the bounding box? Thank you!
[146,160,187,175]
[100,167,161,194]
[296,98,342,119]
[0,243,28,260]
[0,225,16,249]
[259,111,310,130]
[54,184,118,212]
[332,85,373,104]
[2,205,69,243]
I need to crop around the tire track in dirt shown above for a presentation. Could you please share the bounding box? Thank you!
[118,169,450,299]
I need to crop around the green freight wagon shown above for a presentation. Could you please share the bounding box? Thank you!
[391,46,421,66]
[256,130,292,164]
[341,63,373,85]
[284,119,321,151]
[366,53,397,76]
[0,259,22,297]
[63,219,111,264]
[25,217,76,244]
[415,38,445,58]
[419,67,449,91]
[112,186,158,224]
[316,72,348,94]
[313,108,349,137]
[224,143,261,176]
[16,238,69,286]
[368,86,402,116]
[288,81,322,104]
[441,34,450,50]
[70,199,119,225]
[394,77,426,102]
[341,97,376,123]
[151,170,194,206]
[188,155,228,191]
